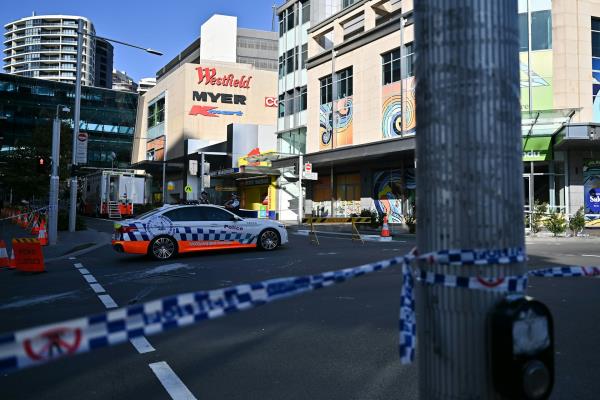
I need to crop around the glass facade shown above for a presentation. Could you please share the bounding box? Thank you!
[0,73,138,168]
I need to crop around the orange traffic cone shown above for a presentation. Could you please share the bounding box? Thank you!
[0,240,9,268]
[30,214,40,235]
[38,219,48,246]
[380,214,392,241]
[8,248,16,269]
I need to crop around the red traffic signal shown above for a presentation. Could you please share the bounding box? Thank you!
[39,158,45,166]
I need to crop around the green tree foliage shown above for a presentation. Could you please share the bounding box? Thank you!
[569,207,586,236]
[545,211,567,237]
[531,201,547,234]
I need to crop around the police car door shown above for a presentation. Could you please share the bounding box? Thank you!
[202,206,249,247]
[161,206,205,248]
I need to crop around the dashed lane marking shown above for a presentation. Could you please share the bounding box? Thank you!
[74,263,83,269]
[581,254,600,258]
[130,336,156,354]
[68,257,76,260]
[149,361,198,400]
[89,283,106,294]
[98,294,118,309]
[82,274,97,284]
[78,268,90,275]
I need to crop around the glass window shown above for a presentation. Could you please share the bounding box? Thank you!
[163,207,207,221]
[278,93,285,118]
[336,67,353,99]
[301,44,308,69]
[287,8,296,31]
[300,86,307,111]
[203,207,235,221]
[302,0,310,24]
[518,13,528,51]
[320,75,332,104]
[285,90,294,116]
[279,14,284,37]
[404,43,414,79]
[381,45,413,85]
[286,49,294,74]
[336,174,360,201]
[278,55,285,78]
[531,10,552,50]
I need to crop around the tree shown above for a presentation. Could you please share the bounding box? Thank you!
[545,211,567,237]
[569,207,586,236]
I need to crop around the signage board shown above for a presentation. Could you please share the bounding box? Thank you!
[215,185,237,192]
[75,132,88,164]
[184,185,193,193]
[189,160,198,176]
[303,172,318,180]
[167,181,175,191]
[304,162,312,173]
[264,97,278,107]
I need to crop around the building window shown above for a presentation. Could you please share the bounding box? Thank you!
[278,128,306,155]
[278,55,285,78]
[278,93,285,118]
[336,67,353,99]
[301,43,308,69]
[285,89,295,116]
[342,0,359,9]
[342,12,365,41]
[286,49,294,74]
[279,14,285,37]
[300,86,307,111]
[382,44,414,85]
[336,173,360,201]
[301,0,310,24]
[320,75,332,104]
[518,7,552,51]
[287,7,296,31]
[147,97,165,128]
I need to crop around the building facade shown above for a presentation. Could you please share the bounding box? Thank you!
[95,38,113,89]
[132,15,279,205]
[112,69,138,92]
[137,77,156,95]
[0,72,138,169]
[271,0,600,226]
[3,14,96,86]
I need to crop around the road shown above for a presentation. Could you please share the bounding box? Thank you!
[0,220,599,399]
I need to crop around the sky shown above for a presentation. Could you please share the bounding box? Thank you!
[2,0,284,81]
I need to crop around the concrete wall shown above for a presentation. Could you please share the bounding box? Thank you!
[200,15,237,63]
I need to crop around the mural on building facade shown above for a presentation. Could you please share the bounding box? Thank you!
[593,58,600,122]
[583,160,600,227]
[373,168,416,223]
[520,50,553,111]
[319,97,353,150]
[381,77,416,138]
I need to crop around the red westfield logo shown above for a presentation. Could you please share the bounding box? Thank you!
[196,67,252,89]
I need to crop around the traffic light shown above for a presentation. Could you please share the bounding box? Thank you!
[37,157,49,174]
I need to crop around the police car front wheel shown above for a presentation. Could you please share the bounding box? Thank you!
[150,236,177,260]
[258,229,279,251]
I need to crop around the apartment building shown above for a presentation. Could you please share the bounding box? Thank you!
[3,14,96,86]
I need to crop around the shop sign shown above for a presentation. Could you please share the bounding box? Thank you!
[215,185,238,192]
[239,177,271,187]
[196,67,252,89]
[264,97,278,107]
[188,106,243,118]
[192,91,246,105]
[210,168,239,177]
[522,136,553,161]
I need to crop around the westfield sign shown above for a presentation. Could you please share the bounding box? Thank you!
[196,67,252,89]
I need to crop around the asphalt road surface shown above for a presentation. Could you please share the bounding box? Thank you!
[1,220,599,399]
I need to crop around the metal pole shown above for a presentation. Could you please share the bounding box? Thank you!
[162,134,168,205]
[331,48,336,149]
[200,152,205,193]
[69,19,84,232]
[48,112,61,245]
[527,0,533,112]
[414,1,524,398]
[400,15,405,137]
[297,155,303,224]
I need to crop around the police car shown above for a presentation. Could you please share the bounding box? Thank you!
[112,204,288,260]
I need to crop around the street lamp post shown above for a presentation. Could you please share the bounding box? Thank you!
[49,104,70,245]
[68,19,163,232]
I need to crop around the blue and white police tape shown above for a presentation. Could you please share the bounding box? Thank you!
[398,248,600,364]
[0,253,411,374]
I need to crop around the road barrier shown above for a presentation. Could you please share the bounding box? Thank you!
[11,238,45,273]
[0,247,598,374]
[0,240,9,267]
[301,217,372,245]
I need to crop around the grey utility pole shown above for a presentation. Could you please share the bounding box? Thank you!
[48,105,69,245]
[68,19,84,232]
[414,1,524,399]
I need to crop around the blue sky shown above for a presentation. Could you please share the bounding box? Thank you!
[3,0,284,81]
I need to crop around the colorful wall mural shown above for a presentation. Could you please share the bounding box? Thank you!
[319,97,353,150]
[372,168,416,223]
[520,50,553,111]
[381,77,416,138]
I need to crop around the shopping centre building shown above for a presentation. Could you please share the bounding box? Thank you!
[272,0,600,226]
[131,15,279,210]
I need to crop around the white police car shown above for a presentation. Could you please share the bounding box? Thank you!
[112,204,288,260]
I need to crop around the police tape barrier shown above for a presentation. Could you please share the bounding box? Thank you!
[398,248,600,364]
[1,247,598,374]
[0,254,407,374]
[0,207,48,223]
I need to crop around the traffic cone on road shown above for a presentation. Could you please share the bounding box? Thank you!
[30,214,40,235]
[0,240,9,268]
[8,248,16,269]
[380,214,392,242]
[38,219,48,246]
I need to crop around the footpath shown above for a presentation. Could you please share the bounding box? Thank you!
[0,220,111,262]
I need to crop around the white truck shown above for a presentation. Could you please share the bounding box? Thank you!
[82,169,147,218]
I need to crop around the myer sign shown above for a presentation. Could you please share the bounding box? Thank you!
[522,136,552,162]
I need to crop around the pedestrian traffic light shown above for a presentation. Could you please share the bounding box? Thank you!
[489,296,554,400]
[37,157,49,174]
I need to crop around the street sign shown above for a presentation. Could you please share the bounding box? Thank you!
[184,185,193,193]
[189,160,198,176]
[303,172,318,180]
[215,185,237,192]
[167,181,175,191]
[75,132,88,164]
[304,162,312,173]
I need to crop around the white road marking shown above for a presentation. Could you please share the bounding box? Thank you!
[89,283,106,294]
[149,361,197,400]
[317,252,338,255]
[74,262,83,268]
[82,274,97,284]
[130,336,156,354]
[243,257,266,261]
[69,257,76,260]
[581,254,600,258]
[78,268,90,275]
[98,294,118,309]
